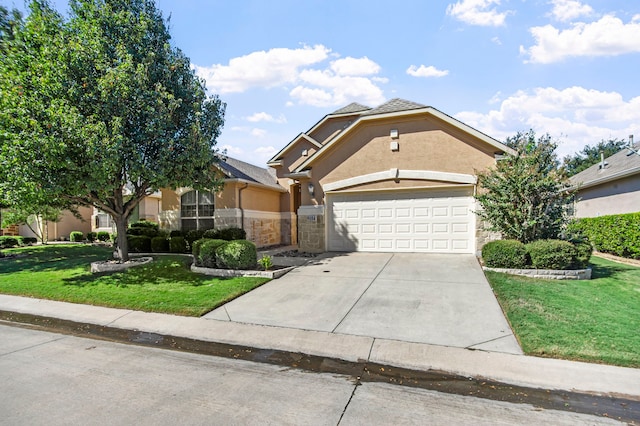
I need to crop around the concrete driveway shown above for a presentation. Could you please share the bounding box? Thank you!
[204,252,522,355]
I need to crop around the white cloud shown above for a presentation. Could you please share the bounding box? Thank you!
[406,65,449,78]
[230,126,268,137]
[491,36,502,45]
[522,15,640,63]
[446,0,511,27]
[251,128,267,137]
[245,112,287,124]
[330,56,381,76]
[195,46,386,108]
[289,67,386,107]
[548,0,593,22]
[220,144,244,157]
[194,45,331,94]
[454,86,640,157]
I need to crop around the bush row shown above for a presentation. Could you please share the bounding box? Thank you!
[0,235,37,248]
[125,224,248,255]
[482,238,593,270]
[192,238,257,270]
[568,213,640,260]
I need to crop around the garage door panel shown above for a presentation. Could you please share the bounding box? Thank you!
[327,189,474,254]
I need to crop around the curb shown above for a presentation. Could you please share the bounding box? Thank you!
[1,309,638,423]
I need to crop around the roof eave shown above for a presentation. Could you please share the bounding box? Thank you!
[569,166,640,191]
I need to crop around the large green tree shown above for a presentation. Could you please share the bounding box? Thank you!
[0,0,225,261]
[476,130,573,244]
[562,138,628,176]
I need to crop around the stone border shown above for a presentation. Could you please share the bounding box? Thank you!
[483,266,592,280]
[190,264,296,279]
[91,257,153,273]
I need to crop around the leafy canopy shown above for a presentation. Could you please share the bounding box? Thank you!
[561,138,628,176]
[0,0,225,260]
[476,130,573,244]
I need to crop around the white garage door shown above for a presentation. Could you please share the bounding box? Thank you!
[327,189,475,253]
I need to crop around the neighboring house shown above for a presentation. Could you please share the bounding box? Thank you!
[569,144,640,218]
[268,98,515,254]
[1,207,92,241]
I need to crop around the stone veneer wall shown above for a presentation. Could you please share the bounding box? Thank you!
[297,205,325,253]
[160,208,292,248]
[475,219,501,255]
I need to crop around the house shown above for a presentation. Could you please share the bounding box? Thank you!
[93,156,290,248]
[268,98,515,254]
[1,207,92,242]
[569,143,640,218]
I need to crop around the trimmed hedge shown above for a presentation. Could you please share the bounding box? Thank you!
[169,236,187,253]
[127,235,151,253]
[130,221,159,231]
[215,240,257,270]
[151,237,169,253]
[22,237,37,245]
[184,229,206,249]
[569,213,640,259]
[70,231,84,242]
[526,239,577,270]
[0,236,20,248]
[197,239,228,268]
[97,231,110,242]
[191,238,213,259]
[87,232,97,242]
[482,240,528,268]
[169,230,183,238]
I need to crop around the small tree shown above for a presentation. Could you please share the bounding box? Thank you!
[1,205,62,244]
[0,0,225,261]
[476,130,573,244]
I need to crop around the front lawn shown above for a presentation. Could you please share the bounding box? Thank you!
[486,256,640,367]
[0,244,269,316]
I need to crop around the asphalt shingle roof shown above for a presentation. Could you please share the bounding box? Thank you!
[330,102,371,115]
[569,144,640,188]
[218,157,281,189]
[361,98,427,116]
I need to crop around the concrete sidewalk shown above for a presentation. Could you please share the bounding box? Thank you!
[1,293,639,403]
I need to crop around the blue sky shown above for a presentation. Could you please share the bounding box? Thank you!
[4,0,640,166]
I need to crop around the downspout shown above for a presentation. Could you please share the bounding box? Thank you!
[238,183,249,230]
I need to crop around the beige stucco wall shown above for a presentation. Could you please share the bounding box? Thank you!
[574,175,640,218]
[19,207,92,241]
[307,115,497,203]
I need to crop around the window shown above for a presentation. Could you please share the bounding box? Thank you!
[96,212,113,228]
[181,190,215,231]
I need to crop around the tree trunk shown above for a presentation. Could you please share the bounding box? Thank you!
[114,214,129,262]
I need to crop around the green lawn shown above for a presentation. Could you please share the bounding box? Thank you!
[0,244,269,316]
[486,256,640,368]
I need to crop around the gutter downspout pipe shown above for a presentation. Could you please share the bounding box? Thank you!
[238,183,249,231]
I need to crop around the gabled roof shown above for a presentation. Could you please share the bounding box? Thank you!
[294,101,515,172]
[331,102,371,115]
[569,145,640,190]
[218,156,284,191]
[361,98,426,116]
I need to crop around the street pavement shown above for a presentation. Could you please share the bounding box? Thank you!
[0,324,626,425]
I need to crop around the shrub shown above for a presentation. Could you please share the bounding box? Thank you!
[215,240,257,270]
[482,240,528,268]
[258,255,273,271]
[184,229,205,248]
[127,223,158,238]
[217,227,246,241]
[97,231,110,242]
[70,231,84,242]
[202,229,220,239]
[129,220,159,231]
[127,235,151,253]
[22,237,37,245]
[169,236,187,253]
[569,213,640,259]
[87,232,97,242]
[0,236,20,248]
[169,230,182,238]
[191,238,213,259]
[151,236,169,253]
[197,239,227,267]
[526,239,577,270]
